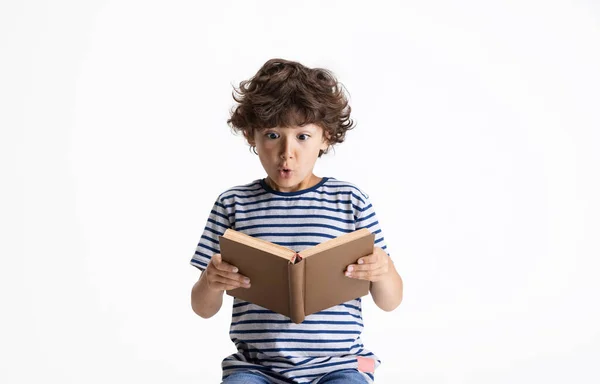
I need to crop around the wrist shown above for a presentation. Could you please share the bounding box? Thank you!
[372,263,394,285]
[200,271,226,294]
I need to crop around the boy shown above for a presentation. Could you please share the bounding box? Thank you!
[190,58,403,384]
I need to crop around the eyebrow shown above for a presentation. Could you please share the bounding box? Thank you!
[265,126,318,133]
[290,125,319,132]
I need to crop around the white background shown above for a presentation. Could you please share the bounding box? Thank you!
[2,1,600,383]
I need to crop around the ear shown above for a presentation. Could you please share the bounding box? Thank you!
[320,131,331,151]
[244,129,256,146]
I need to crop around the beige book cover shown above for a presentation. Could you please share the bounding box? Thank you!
[218,228,375,323]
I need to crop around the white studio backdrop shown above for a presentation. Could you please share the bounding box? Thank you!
[2,1,599,383]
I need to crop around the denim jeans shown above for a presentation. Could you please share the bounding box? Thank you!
[221,368,367,384]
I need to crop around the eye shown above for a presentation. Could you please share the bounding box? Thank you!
[298,134,310,141]
[265,132,279,140]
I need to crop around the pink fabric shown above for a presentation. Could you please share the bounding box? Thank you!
[357,356,375,373]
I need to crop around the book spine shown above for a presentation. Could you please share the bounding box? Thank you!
[288,254,305,324]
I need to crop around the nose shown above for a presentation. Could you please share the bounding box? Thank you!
[280,137,294,159]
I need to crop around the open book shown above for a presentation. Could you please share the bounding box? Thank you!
[218,228,375,323]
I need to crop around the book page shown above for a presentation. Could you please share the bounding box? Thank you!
[223,229,295,260]
[299,228,371,258]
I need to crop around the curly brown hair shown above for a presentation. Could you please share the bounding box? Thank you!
[227,58,356,157]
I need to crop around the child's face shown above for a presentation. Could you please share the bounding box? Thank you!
[249,124,329,192]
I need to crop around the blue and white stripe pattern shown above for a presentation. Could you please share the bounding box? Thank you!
[191,177,389,383]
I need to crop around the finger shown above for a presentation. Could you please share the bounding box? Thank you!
[211,254,240,273]
[207,265,250,285]
[348,269,387,282]
[210,253,222,267]
[217,270,251,283]
[214,270,251,286]
[357,248,390,265]
[356,254,377,265]
[347,260,387,273]
[345,258,373,273]
[345,265,388,281]
[209,275,251,290]
[210,281,244,291]
[357,253,391,268]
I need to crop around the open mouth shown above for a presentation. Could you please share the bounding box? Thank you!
[278,168,292,177]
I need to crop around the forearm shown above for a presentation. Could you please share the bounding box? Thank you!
[191,271,225,318]
[370,259,403,312]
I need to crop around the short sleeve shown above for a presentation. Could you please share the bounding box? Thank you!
[190,194,232,271]
[352,189,390,257]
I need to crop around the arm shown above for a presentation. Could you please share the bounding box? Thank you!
[369,254,403,311]
[346,246,403,312]
[191,253,250,318]
[191,270,224,318]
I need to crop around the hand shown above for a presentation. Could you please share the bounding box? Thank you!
[345,247,390,282]
[204,253,251,292]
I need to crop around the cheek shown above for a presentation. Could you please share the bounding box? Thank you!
[255,141,270,154]
[258,140,277,150]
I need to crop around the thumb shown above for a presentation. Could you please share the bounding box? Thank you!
[211,253,222,266]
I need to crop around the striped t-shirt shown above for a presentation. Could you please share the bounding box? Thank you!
[190,177,390,383]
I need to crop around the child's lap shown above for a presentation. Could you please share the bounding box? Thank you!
[221,370,271,384]
[221,368,368,384]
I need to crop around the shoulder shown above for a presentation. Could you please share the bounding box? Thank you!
[323,177,370,203]
[215,179,264,203]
